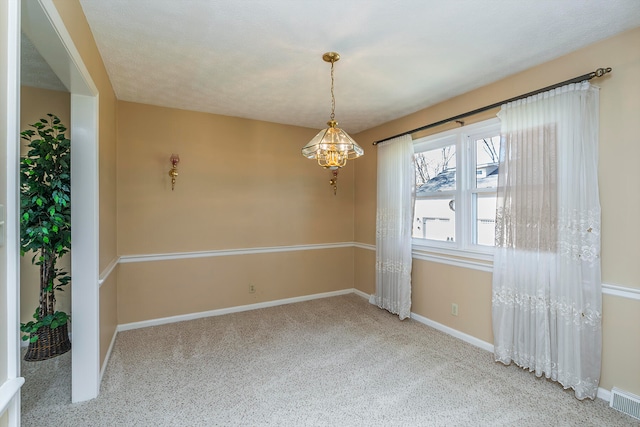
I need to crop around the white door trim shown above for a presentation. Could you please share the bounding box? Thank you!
[69,93,100,402]
[21,0,101,402]
[1,0,22,423]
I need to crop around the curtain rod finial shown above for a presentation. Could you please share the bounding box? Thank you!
[593,67,612,78]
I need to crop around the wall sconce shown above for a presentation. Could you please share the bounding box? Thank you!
[329,169,338,196]
[169,154,180,191]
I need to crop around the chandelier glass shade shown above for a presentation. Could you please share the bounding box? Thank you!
[301,52,363,169]
[302,119,364,169]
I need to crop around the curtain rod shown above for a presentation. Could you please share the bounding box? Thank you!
[373,67,612,146]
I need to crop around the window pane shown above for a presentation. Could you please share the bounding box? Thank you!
[475,193,497,246]
[475,136,500,189]
[413,198,455,242]
[415,144,456,192]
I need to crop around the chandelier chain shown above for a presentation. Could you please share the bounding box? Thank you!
[330,60,335,121]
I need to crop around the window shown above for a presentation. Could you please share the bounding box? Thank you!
[413,118,501,258]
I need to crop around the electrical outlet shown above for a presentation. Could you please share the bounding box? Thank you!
[249,284,256,294]
[451,303,459,316]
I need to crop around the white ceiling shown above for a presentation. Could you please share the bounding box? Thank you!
[21,32,66,92]
[34,1,640,133]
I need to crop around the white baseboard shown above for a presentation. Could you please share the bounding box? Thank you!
[352,288,370,299]
[597,387,611,402]
[409,311,495,353]
[100,289,356,391]
[408,311,617,401]
[355,289,494,353]
[356,289,493,352]
[117,288,356,332]
[109,288,614,403]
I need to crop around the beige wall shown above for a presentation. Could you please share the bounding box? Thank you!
[19,86,71,325]
[412,261,494,343]
[99,273,117,367]
[354,247,375,296]
[353,27,640,395]
[117,249,353,324]
[116,101,356,322]
[52,0,119,365]
[52,0,118,273]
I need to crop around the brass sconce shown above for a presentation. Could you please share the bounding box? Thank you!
[169,154,180,190]
[329,169,338,195]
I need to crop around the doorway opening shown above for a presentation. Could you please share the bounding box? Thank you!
[21,0,100,403]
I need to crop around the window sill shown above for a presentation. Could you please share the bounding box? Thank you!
[412,244,493,272]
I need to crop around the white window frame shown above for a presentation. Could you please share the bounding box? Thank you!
[412,118,500,264]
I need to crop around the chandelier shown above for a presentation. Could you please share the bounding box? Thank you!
[301,52,364,169]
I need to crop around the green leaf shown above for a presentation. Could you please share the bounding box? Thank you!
[30,335,39,343]
[35,198,43,207]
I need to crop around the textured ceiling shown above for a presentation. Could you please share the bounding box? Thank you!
[21,32,67,92]
[69,1,640,133]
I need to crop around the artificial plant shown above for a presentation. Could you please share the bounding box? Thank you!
[19,114,71,353]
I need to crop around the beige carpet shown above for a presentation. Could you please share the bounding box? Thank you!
[21,294,637,426]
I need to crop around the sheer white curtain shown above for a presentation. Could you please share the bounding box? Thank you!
[370,134,414,319]
[492,82,601,400]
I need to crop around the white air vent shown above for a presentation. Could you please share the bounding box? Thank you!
[610,387,640,420]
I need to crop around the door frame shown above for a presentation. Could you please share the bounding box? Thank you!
[1,0,23,424]
[21,0,100,403]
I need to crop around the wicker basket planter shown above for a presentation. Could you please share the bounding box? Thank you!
[24,323,71,362]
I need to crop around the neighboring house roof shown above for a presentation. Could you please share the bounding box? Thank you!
[417,169,456,195]
[416,164,499,196]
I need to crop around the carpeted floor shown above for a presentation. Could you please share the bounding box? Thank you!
[21,294,638,426]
